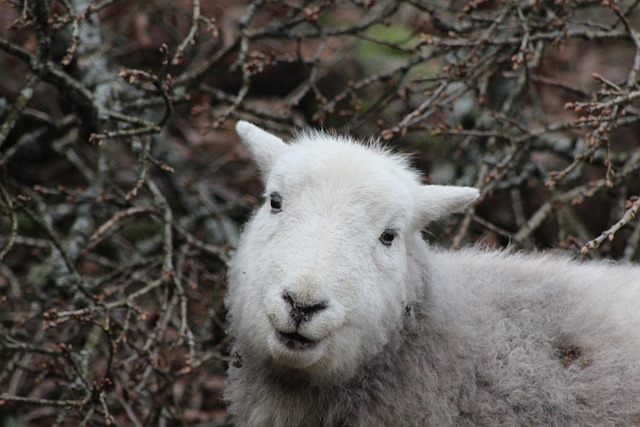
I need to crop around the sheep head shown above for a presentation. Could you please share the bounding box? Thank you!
[227,121,478,383]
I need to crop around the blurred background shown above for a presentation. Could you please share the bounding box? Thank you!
[1,0,639,425]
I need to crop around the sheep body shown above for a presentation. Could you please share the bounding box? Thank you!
[225,122,640,426]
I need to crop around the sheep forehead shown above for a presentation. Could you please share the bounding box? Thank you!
[267,135,420,217]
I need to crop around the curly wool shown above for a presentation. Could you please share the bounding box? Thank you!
[225,122,640,426]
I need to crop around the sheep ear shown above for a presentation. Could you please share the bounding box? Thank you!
[236,121,288,177]
[417,185,479,224]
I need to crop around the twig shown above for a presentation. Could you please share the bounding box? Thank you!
[0,181,17,262]
[172,0,201,65]
[0,393,84,408]
[582,196,640,255]
[0,73,39,148]
[83,206,154,253]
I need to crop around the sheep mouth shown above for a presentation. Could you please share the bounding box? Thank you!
[277,331,319,351]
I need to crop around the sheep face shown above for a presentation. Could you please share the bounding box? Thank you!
[228,122,478,383]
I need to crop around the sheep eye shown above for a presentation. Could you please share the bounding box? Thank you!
[270,192,283,213]
[379,229,397,247]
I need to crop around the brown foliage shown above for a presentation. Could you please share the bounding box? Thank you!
[1,0,640,425]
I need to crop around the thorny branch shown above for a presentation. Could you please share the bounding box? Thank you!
[1,0,640,425]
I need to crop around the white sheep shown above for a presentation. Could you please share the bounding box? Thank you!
[225,121,640,426]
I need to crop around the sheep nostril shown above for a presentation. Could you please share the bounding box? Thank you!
[282,291,327,325]
[283,291,295,307]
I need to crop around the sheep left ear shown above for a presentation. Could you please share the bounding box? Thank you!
[236,121,288,179]
[417,185,479,224]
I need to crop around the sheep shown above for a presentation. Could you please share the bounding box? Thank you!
[224,121,640,426]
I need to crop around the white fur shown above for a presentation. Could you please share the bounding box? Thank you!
[225,122,640,426]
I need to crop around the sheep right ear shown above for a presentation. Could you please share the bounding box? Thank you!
[417,185,479,225]
[236,121,288,177]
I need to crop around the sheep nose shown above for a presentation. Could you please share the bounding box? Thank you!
[282,291,327,326]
